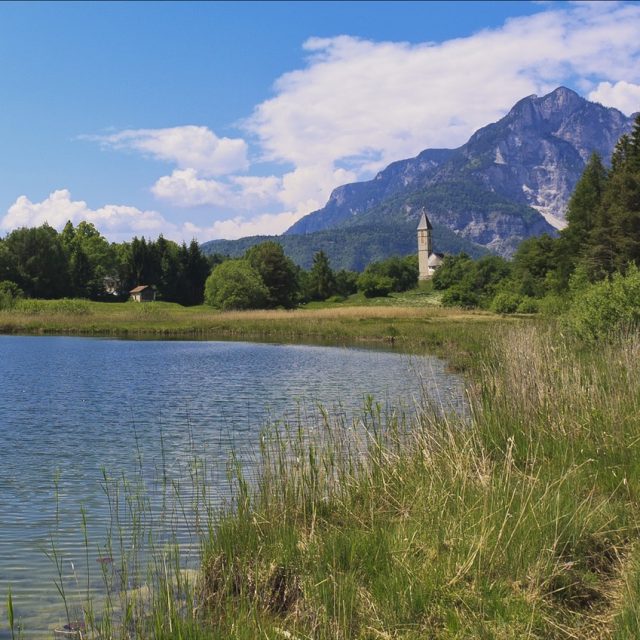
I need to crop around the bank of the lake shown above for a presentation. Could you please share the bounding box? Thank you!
[0,299,513,371]
[111,323,640,640]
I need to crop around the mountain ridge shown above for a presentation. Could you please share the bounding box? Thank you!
[286,87,634,246]
[203,87,635,267]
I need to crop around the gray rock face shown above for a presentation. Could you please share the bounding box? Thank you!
[286,87,634,255]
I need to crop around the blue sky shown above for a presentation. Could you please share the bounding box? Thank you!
[1,1,640,242]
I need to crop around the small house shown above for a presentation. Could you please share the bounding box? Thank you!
[129,285,156,303]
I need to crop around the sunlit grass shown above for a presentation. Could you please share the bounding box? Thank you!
[9,322,639,638]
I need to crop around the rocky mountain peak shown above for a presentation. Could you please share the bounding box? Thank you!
[285,87,634,256]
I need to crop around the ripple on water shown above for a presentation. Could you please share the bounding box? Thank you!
[0,335,466,638]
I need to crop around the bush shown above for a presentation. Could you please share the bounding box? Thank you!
[564,265,640,341]
[441,285,480,309]
[204,260,269,310]
[0,280,24,310]
[491,292,521,314]
[516,297,539,314]
[357,273,394,298]
[538,294,571,317]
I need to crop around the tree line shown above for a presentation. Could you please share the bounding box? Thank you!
[431,113,640,322]
[0,220,420,310]
[203,243,419,309]
[0,221,212,305]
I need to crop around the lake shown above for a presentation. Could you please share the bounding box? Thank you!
[0,335,465,638]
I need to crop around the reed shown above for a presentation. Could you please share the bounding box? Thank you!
[8,320,640,638]
[193,324,640,639]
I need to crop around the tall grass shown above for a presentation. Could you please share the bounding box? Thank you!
[195,324,640,639]
[7,322,640,638]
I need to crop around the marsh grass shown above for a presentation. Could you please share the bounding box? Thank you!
[7,322,640,638]
[193,325,640,639]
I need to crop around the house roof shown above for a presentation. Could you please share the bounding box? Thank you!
[427,253,444,266]
[417,211,433,231]
[130,285,152,294]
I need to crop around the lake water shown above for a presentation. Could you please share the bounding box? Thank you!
[0,335,465,638]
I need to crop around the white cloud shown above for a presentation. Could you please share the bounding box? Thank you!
[589,80,640,115]
[183,210,302,242]
[247,2,640,180]
[152,169,232,207]
[1,190,175,243]
[91,126,249,176]
[151,169,282,209]
[0,189,301,244]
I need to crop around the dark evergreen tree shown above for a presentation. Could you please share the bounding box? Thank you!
[245,241,299,308]
[182,240,211,305]
[305,250,336,301]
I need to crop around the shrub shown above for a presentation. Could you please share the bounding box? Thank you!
[565,264,640,341]
[441,285,479,309]
[538,294,571,317]
[0,280,24,310]
[491,292,521,314]
[357,273,394,298]
[204,260,269,310]
[516,297,539,314]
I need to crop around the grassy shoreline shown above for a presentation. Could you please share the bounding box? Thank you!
[13,301,638,638]
[187,325,640,640]
[0,299,513,372]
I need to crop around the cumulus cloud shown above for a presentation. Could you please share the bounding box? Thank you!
[589,80,640,115]
[0,189,300,244]
[247,3,640,180]
[90,126,249,176]
[151,169,281,209]
[1,190,175,242]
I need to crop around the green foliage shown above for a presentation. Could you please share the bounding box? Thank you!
[204,260,269,310]
[432,253,474,291]
[356,272,394,298]
[565,264,640,341]
[441,285,480,309]
[244,241,298,308]
[579,114,640,281]
[560,153,607,268]
[0,280,24,310]
[433,253,511,309]
[334,269,359,297]
[510,234,558,297]
[516,296,539,314]
[305,251,336,301]
[358,255,418,296]
[490,292,521,314]
[4,224,70,298]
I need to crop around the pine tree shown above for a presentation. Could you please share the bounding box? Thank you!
[582,114,640,279]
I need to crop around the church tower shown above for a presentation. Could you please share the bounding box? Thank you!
[417,211,432,280]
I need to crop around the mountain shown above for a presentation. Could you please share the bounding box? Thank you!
[202,219,488,272]
[285,87,634,256]
[202,87,635,268]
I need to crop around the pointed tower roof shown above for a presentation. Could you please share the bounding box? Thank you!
[417,211,432,230]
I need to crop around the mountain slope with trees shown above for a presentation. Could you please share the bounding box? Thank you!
[203,87,634,266]
[287,87,634,253]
